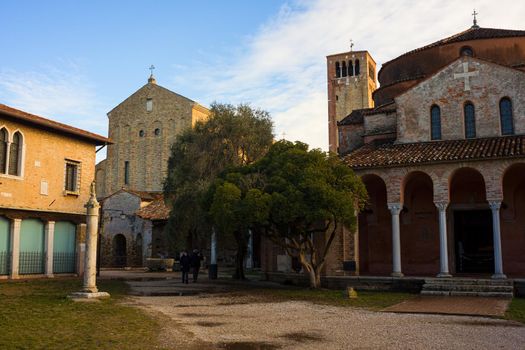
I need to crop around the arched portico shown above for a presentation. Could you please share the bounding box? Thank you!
[501,163,525,275]
[358,174,391,275]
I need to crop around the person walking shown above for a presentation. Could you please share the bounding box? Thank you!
[190,249,202,282]
[179,251,190,284]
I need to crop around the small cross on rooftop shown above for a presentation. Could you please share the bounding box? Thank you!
[471,9,479,28]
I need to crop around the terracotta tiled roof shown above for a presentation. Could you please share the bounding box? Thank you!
[381,27,525,70]
[343,135,525,169]
[136,196,170,221]
[0,103,110,145]
[339,103,397,126]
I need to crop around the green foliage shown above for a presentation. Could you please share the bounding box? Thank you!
[209,140,367,287]
[163,103,273,262]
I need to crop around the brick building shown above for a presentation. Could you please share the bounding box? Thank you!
[336,23,525,279]
[96,74,209,266]
[0,103,109,279]
[263,23,525,280]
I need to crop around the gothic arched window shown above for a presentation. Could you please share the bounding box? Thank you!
[0,128,7,174]
[348,61,354,77]
[500,97,514,135]
[335,62,341,78]
[464,102,476,139]
[8,131,22,176]
[430,105,441,140]
[341,61,347,77]
[355,59,360,75]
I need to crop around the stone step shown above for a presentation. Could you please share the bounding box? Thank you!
[421,290,513,298]
[422,284,513,293]
[424,278,513,286]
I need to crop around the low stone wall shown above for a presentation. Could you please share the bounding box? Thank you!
[265,272,425,293]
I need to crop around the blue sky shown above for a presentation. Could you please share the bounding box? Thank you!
[1,0,525,160]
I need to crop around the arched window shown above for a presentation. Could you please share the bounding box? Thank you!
[8,132,22,176]
[500,97,514,135]
[335,62,341,78]
[348,61,354,77]
[460,46,474,56]
[430,105,441,140]
[464,102,476,139]
[355,59,360,75]
[341,61,347,77]
[0,128,7,174]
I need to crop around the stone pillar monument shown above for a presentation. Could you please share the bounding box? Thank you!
[69,182,110,299]
[208,227,218,279]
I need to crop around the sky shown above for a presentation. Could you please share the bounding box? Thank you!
[1,0,525,161]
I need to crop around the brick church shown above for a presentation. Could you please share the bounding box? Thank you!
[327,20,525,279]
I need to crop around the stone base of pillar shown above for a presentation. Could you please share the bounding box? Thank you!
[68,291,110,300]
[492,273,507,280]
[46,274,54,278]
[391,272,404,278]
[437,273,452,278]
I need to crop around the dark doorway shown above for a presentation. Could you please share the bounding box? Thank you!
[454,210,494,274]
[113,234,127,267]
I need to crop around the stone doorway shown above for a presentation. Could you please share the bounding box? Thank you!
[454,210,494,274]
[113,234,127,267]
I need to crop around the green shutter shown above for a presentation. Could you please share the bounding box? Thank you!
[0,216,10,275]
[53,221,76,273]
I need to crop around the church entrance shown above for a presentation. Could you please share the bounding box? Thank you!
[113,234,127,267]
[454,210,494,274]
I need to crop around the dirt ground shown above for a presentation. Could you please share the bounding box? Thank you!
[130,292,525,350]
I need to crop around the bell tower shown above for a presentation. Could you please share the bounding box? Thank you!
[327,48,377,153]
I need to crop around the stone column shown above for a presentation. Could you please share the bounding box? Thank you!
[69,182,109,299]
[388,203,403,277]
[44,221,55,277]
[435,202,451,277]
[246,229,253,269]
[209,227,218,279]
[9,218,21,279]
[489,201,506,279]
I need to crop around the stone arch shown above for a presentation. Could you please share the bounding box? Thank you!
[449,167,487,204]
[113,234,127,267]
[501,162,525,275]
[358,173,391,275]
[400,171,439,275]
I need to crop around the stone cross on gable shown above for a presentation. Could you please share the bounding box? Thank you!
[453,62,479,91]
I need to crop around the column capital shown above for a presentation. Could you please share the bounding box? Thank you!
[387,203,402,215]
[434,201,449,211]
[488,201,502,210]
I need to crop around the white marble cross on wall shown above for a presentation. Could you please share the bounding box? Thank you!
[453,62,479,91]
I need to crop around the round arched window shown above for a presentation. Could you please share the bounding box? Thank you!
[460,46,474,57]
[154,128,161,136]
[139,130,145,137]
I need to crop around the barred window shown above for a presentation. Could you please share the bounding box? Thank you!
[430,105,441,140]
[500,98,514,135]
[464,102,476,139]
[65,160,80,193]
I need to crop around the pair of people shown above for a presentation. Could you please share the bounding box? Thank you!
[179,249,202,283]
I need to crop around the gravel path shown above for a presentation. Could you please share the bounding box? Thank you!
[132,294,525,350]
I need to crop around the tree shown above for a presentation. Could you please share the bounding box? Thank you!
[163,103,274,277]
[209,141,367,288]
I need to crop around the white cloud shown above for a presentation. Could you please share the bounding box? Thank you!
[184,0,525,151]
[0,62,106,133]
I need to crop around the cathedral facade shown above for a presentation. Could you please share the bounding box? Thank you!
[96,75,209,267]
[330,24,525,279]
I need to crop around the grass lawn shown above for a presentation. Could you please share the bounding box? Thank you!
[506,298,525,323]
[252,288,415,310]
[0,278,164,350]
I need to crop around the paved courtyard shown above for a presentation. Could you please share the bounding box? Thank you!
[110,272,525,350]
